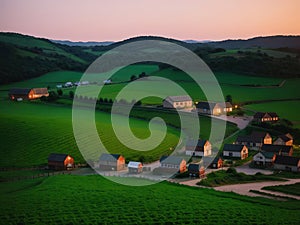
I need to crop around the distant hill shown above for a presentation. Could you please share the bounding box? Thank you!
[0,32,300,84]
[203,35,300,49]
[51,40,114,47]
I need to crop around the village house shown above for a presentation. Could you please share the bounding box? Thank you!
[9,88,49,100]
[252,151,276,167]
[274,133,293,146]
[209,157,223,169]
[235,131,272,150]
[128,161,143,174]
[188,164,205,178]
[163,95,193,109]
[185,139,212,157]
[223,144,248,160]
[160,156,186,173]
[253,112,279,123]
[273,155,300,172]
[261,144,293,156]
[48,153,74,170]
[99,153,125,171]
[196,101,232,116]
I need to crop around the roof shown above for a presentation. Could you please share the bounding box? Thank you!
[254,112,278,119]
[48,153,69,162]
[32,88,48,94]
[160,156,185,165]
[277,134,292,142]
[256,151,275,159]
[9,88,31,95]
[261,144,292,154]
[164,95,192,102]
[186,139,208,148]
[225,102,233,108]
[274,155,300,166]
[212,157,223,164]
[128,161,142,168]
[188,164,200,172]
[223,144,245,152]
[236,131,270,143]
[196,101,216,109]
[99,153,122,162]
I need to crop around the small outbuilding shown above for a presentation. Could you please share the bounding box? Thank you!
[223,144,248,160]
[99,153,125,171]
[188,164,205,178]
[48,153,74,170]
[128,161,143,174]
[274,155,300,172]
[209,157,223,169]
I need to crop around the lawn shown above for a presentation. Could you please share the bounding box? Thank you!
[262,182,300,196]
[1,175,300,225]
[244,100,300,128]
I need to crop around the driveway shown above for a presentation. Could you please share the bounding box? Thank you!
[235,162,273,175]
[211,115,252,129]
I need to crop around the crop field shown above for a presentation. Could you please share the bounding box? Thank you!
[244,100,300,128]
[0,100,182,167]
[262,182,300,196]
[1,175,300,225]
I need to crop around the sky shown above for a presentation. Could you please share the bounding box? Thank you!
[0,0,299,42]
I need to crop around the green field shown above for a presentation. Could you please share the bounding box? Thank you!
[262,182,300,196]
[209,48,297,58]
[0,100,182,167]
[1,175,300,225]
[244,101,300,128]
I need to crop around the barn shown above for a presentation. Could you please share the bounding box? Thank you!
[9,88,49,100]
[48,153,74,170]
[128,161,143,174]
[99,153,125,171]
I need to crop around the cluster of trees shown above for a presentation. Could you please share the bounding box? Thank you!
[130,72,148,81]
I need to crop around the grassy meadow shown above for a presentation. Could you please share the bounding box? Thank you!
[1,175,300,225]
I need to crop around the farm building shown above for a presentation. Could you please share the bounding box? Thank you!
[223,144,248,160]
[253,112,279,123]
[252,152,276,167]
[9,88,49,100]
[160,156,186,173]
[209,157,223,169]
[185,139,212,157]
[274,133,293,146]
[48,153,74,170]
[188,164,205,178]
[273,155,300,172]
[128,161,143,174]
[99,153,125,171]
[261,144,293,156]
[235,131,272,150]
[162,95,193,109]
[196,101,232,116]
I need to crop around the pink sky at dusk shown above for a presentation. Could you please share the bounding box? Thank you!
[0,0,299,42]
